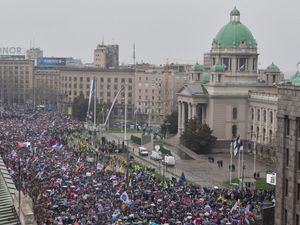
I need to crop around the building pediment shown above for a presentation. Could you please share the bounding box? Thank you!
[177,83,208,97]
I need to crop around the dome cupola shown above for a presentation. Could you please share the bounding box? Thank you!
[213,7,257,48]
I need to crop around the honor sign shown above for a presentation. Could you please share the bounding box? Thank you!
[0,47,24,55]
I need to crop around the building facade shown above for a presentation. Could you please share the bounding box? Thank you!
[0,58,34,105]
[275,84,300,225]
[177,8,282,156]
[26,48,43,62]
[93,44,119,69]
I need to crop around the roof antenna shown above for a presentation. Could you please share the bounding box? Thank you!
[297,60,300,71]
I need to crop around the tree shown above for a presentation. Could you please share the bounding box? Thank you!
[161,111,178,136]
[180,118,217,154]
[72,92,88,121]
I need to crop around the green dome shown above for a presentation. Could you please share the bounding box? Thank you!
[202,72,210,83]
[192,62,203,71]
[266,62,280,73]
[290,71,300,84]
[211,64,224,72]
[213,8,257,48]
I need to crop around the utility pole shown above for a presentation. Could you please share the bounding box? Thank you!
[124,84,129,189]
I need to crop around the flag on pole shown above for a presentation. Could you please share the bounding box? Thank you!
[233,136,243,156]
[120,191,131,204]
[87,79,94,119]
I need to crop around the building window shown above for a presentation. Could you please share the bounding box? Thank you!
[297,183,300,201]
[86,77,90,82]
[107,78,111,83]
[269,130,272,143]
[285,116,290,136]
[285,179,288,196]
[270,111,273,124]
[218,74,221,82]
[263,128,266,142]
[232,107,237,120]
[263,110,266,122]
[284,209,287,225]
[222,57,230,71]
[296,214,299,225]
[238,58,246,71]
[286,148,289,166]
[232,125,237,139]
[251,108,254,120]
[251,126,253,138]
[257,127,259,141]
[257,109,260,121]
[114,78,118,83]
[297,119,300,138]
[298,152,300,170]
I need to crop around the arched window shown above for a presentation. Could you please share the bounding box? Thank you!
[257,127,260,141]
[251,108,254,120]
[232,107,238,120]
[269,130,273,143]
[270,111,273,124]
[263,110,266,122]
[250,125,253,139]
[257,109,260,121]
[232,125,237,138]
[263,128,266,142]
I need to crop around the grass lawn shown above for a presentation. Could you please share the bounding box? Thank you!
[108,128,140,133]
[224,178,275,191]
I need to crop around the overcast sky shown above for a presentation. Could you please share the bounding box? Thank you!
[1,0,299,73]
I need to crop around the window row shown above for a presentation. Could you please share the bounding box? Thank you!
[63,77,133,83]
[251,108,274,123]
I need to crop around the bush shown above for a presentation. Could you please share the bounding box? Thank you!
[130,135,141,145]
[159,146,172,156]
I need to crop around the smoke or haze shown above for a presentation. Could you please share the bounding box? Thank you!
[1,0,299,72]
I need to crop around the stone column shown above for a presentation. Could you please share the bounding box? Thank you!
[192,103,197,119]
[178,102,182,134]
[182,102,186,132]
[202,105,206,124]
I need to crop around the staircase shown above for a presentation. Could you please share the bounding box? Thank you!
[0,177,20,225]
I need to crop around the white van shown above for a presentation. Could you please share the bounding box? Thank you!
[138,147,149,156]
[150,151,163,160]
[162,155,175,166]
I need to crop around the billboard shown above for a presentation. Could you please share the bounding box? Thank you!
[266,173,276,185]
[37,57,66,66]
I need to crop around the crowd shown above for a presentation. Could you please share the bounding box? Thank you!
[0,108,275,225]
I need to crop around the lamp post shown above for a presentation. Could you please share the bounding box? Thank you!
[164,122,171,140]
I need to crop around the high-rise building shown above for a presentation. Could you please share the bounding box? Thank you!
[275,84,300,225]
[93,44,119,68]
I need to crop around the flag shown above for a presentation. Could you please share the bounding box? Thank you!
[87,79,94,118]
[24,142,31,148]
[233,136,243,156]
[17,141,24,148]
[120,191,130,204]
[178,172,186,185]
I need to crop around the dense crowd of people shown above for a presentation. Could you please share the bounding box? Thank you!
[0,108,275,225]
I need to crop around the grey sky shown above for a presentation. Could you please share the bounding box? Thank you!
[1,0,299,73]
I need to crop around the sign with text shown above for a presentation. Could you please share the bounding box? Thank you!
[0,47,25,55]
[37,57,66,66]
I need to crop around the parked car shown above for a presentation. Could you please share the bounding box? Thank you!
[162,155,176,166]
[138,147,149,156]
[150,150,163,161]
